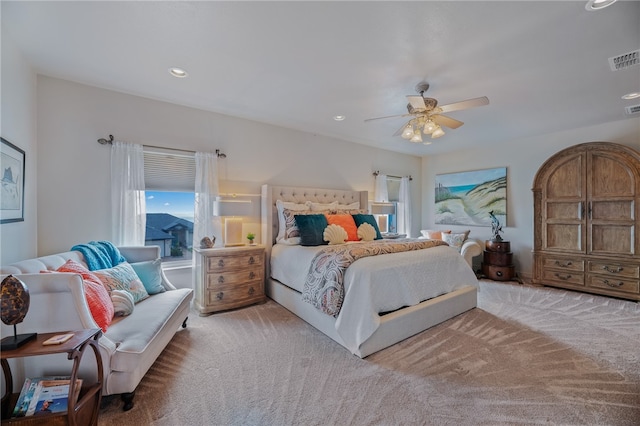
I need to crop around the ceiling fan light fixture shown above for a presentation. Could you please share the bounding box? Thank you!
[401,124,414,139]
[168,67,188,78]
[431,126,445,139]
[423,118,437,134]
[410,130,423,143]
[585,0,617,11]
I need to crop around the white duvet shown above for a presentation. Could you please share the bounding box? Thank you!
[271,242,478,354]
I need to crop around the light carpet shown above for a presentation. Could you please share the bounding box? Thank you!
[98,281,640,425]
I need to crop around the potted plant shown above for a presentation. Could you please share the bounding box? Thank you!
[246,232,256,245]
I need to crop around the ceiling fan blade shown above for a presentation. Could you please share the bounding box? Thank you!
[438,96,489,113]
[433,114,464,129]
[364,113,411,122]
[406,95,427,111]
[393,120,412,136]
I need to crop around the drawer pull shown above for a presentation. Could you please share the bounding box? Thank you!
[249,271,256,280]
[248,286,255,295]
[218,259,225,267]
[603,265,623,274]
[603,279,624,288]
[216,292,224,300]
[554,260,572,268]
[218,276,225,284]
[248,256,255,265]
[554,273,572,281]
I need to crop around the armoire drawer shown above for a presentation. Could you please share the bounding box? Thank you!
[541,268,585,286]
[540,256,584,272]
[588,260,639,280]
[587,275,639,295]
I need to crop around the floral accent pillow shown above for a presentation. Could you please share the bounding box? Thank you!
[94,262,149,303]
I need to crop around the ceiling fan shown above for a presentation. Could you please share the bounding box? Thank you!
[365,82,489,144]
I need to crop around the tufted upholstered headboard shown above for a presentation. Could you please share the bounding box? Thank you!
[261,185,369,276]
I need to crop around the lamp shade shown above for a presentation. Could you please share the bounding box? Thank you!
[370,202,396,215]
[214,198,252,216]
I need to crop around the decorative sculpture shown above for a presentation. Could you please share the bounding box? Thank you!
[489,210,503,242]
[200,236,216,249]
[1,275,37,350]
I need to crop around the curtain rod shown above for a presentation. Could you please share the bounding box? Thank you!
[97,134,227,158]
[373,170,412,181]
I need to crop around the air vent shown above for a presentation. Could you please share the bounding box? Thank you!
[625,104,640,115]
[609,50,639,71]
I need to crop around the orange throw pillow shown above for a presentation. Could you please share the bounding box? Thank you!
[53,259,114,332]
[325,214,359,241]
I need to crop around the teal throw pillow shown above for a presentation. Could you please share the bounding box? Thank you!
[352,214,383,240]
[130,258,166,295]
[295,214,329,246]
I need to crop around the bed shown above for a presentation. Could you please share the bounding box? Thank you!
[260,184,478,358]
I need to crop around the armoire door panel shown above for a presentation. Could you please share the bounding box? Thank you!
[590,224,633,255]
[590,200,633,221]
[546,155,583,198]
[546,202,582,220]
[590,154,635,198]
[546,224,582,251]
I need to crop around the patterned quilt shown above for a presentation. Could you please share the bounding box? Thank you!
[301,239,448,317]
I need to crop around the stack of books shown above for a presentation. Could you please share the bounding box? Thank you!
[11,376,82,418]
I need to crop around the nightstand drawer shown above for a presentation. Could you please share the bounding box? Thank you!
[206,268,263,288]
[206,252,263,272]
[206,281,264,309]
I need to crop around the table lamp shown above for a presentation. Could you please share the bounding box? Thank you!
[370,202,396,233]
[214,197,252,246]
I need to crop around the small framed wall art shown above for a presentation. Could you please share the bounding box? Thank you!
[1,137,25,223]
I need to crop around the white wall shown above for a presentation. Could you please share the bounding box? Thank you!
[0,30,37,265]
[421,118,640,280]
[36,76,423,257]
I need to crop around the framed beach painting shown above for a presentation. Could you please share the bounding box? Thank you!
[435,167,506,227]
[1,137,25,223]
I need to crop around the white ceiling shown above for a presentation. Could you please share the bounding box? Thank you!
[3,1,639,156]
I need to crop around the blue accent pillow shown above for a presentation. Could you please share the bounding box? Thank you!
[130,258,166,295]
[352,214,383,240]
[295,214,329,246]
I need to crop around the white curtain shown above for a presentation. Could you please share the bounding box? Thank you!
[374,173,388,202]
[398,176,412,237]
[193,152,221,250]
[111,141,146,246]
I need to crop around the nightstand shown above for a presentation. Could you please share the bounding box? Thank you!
[194,245,265,315]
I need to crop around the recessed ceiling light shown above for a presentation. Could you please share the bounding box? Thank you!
[333,115,346,121]
[585,0,618,11]
[622,92,640,100]
[168,67,188,78]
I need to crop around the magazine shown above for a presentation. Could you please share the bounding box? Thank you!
[12,376,82,418]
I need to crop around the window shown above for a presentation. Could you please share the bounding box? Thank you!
[143,147,195,263]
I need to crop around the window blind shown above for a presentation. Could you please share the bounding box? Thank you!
[143,146,195,192]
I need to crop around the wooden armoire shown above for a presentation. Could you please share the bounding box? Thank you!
[532,142,640,301]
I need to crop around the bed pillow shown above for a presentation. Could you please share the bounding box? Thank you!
[357,223,377,241]
[325,214,359,241]
[442,233,467,253]
[295,214,329,246]
[307,201,338,211]
[130,258,166,295]
[276,200,309,242]
[52,259,114,332]
[352,214,383,240]
[421,230,451,240]
[280,209,317,245]
[94,262,150,303]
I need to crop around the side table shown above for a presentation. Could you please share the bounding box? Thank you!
[194,245,266,315]
[481,240,515,281]
[1,329,103,426]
